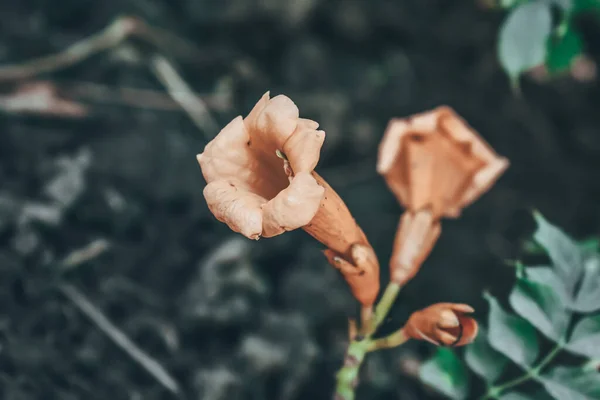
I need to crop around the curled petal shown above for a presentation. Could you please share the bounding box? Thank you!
[261,172,325,237]
[283,118,325,173]
[402,303,478,347]
[248,94,300,149]
[203,180,266,239]
[197,116,251,183]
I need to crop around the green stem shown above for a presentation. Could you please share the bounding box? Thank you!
[334,340,370,400]
[480,343,563,399]
[333,282,402,400]
[374,282,401,327]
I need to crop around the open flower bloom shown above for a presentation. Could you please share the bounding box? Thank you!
[377,106,509,285]
[377,106,509,218]
[401,303,478,347]
[198,92,379,306]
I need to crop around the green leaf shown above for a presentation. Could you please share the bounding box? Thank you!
[465,327,508,383]
[509,269,570,342]
[570,254,600,313]
[544,0,574,11]
[523,266,569,303]
[546,26,583,74]
[500,0,525,8]
[573,0,600,13]
[499,393,535,400]
[566,314,600,358]
[498,2,553,80]
[485,293,540,368]
[419,348,469,400]
[539,366,600,400]
[533,212,585,297]
[523,236,600,255]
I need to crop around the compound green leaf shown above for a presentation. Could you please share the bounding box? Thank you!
[509,270,570,342]
[533,212,585,297]
[485,293,539,368]
[566,314,600,358]
[465,326,508,384]
[570,254,600,313]
[419,348,469,400]
[539,366,600,400]
[523,266,569,303]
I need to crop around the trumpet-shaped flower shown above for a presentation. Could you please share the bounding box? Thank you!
[198,92,380,306]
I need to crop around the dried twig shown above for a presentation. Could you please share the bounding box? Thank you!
[62,80,230,112]
[0,19,131,82]
[54,240,181,396]
[0,81,88,117]
[149,54,219,136]
[0,15,219,137]
[59,238,111,271]
[59,283,181,396]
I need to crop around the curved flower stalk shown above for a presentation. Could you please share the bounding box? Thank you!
[197,92,379,307]
[377,106,509,286]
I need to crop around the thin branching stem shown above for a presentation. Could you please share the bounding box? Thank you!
[59,283,181,396]
[480,342,564,399]
[333,282,404,400]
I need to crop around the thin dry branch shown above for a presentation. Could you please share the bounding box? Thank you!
[0,15,219,137]
[149,54,219,135]
[59,283,181,396]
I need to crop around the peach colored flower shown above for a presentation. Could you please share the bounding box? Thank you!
[377,106,509,286]
[198,92,327,239]
[401,303,478,347]
[197,92,379,306]
[377,106,509,219]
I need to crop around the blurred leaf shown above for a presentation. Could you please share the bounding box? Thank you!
[524,237,600,256]
[500,0,525,8]
[565,315,600,358]
[485,292,539,368]
[543,0,574,11]
[509,268,570,342]
[533,212,585,297]
[570,254,600,313]
[523,266,569,303]
[499,393,535,400]
[419,348,469,400]
[546,26,583,74]
[573,0,600,13]
[539,366,600,399]
[465,327,508,384]
[498,2,553,82]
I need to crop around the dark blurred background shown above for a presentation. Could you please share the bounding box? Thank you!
[1,0,600,399]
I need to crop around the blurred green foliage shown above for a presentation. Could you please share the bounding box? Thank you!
[419,213,600,399]
[496,0,600,85]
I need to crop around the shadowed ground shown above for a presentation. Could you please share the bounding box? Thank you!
[1,0,600,399]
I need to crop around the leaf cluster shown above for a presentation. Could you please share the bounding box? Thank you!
[496,0,600,85]
[420,213,600,399]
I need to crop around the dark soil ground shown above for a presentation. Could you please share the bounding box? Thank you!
[1,0,600,399]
